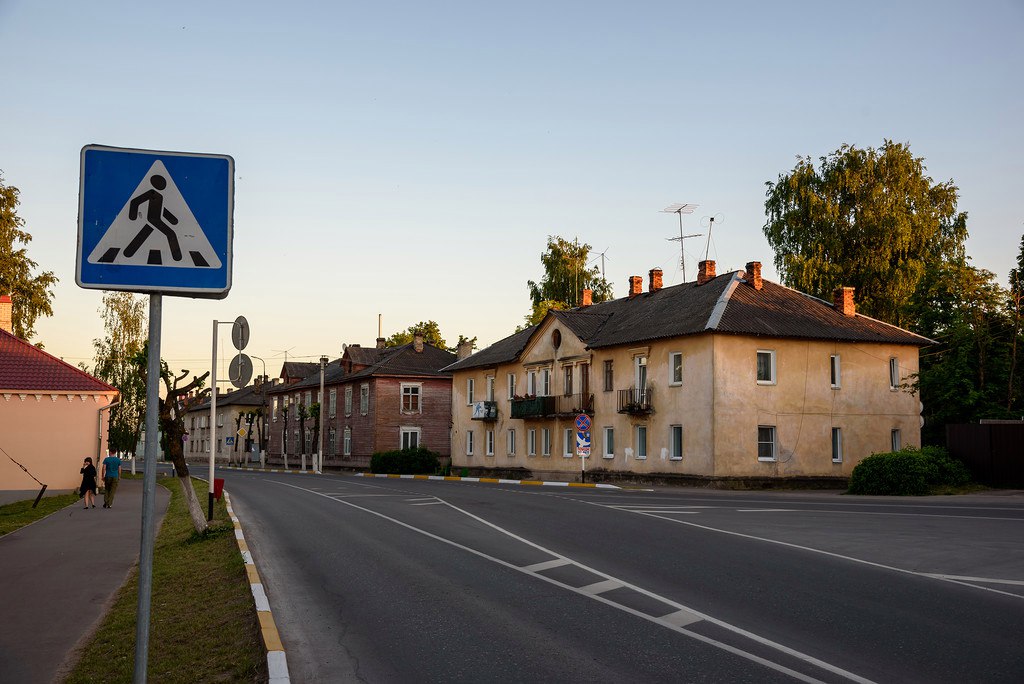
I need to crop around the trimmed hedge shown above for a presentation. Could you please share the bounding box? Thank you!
[370,447,441,474]
[848,446,971,496]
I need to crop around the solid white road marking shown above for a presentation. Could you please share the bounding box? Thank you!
[523,558,572,573]
[273,479,875,684]
[584,502,1024,601]
[921,573,1024,586]
[579,579,622,594]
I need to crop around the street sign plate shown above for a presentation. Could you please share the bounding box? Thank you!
[226,437,235,446]
[575,414,592,432]
[229,353,253,388]
[237,427,248,438]
[77,145,234,298]
[231,315,250,351]
[576,430,591,457]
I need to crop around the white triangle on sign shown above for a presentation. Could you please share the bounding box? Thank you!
[87,160,222,268]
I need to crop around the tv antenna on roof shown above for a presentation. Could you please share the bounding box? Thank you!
[699,213,724,261]
[271,347,295,364]
[589,247,611,280]
[662,203,702,282]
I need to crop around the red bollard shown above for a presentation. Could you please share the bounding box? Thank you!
[213,478,225,501]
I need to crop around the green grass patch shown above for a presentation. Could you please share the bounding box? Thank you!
[64,478,266,683]
[0,492,79,537]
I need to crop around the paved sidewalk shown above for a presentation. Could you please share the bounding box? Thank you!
[0,478,170,683]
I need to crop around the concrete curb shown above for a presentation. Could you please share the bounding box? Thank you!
[219,466,620,489]
[224,492,290,684]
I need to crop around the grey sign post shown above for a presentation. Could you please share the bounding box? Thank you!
[209,315,250,520]
[78,145,234,684]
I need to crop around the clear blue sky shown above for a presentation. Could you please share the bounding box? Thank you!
[2,0,1021,376]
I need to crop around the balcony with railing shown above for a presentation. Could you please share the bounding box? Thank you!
[551,393,595,417]
[617,386,653,415]
[510,396,555,419]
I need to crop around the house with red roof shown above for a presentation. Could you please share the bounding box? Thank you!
[0,298,118,502]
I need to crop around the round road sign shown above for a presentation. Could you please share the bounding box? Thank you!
[231,315,250,351]
[575,413,592,432]
[229,352,253,388]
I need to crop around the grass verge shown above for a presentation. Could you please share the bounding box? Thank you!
[64,477,266,683]
[0,492,79,536]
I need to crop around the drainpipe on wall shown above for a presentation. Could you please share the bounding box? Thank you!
[98,398,120,467]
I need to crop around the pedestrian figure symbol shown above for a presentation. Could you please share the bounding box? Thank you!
[87,160,222,269]
[120,174,183,263]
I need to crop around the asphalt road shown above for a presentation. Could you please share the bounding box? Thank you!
[221,471,1024,683]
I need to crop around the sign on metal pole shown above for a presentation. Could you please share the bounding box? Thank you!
[78,145,234,298]
[77,144,234,684]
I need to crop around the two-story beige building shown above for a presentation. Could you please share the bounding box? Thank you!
[443,261,931,484]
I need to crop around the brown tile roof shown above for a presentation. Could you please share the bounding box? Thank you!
[445,270,931,371]
[0,329,117,393]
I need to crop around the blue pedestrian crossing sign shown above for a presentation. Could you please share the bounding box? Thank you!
[77,145,234,298]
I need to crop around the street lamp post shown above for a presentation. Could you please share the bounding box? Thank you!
[318,355,328,474]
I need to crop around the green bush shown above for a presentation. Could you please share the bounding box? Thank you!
[848,446,971,495]
[370,447,441,474]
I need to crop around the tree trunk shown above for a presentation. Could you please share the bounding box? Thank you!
[178,472,208,532]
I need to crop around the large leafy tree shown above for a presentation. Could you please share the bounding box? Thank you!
[133,346,211,533]
[386,320,446,348]
[0,172,57,341]
[88,292,147,454]
[524,236,612,326]
[1006,234,1024,412]
[764,141,967,328]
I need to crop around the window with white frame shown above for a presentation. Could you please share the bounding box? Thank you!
[891,428,901,452]
[485,429,494,456]
[528,428,536,456]
[217,437,222,453]
[401,427,420,451]
[466,430,475,456]
[889,357,899,390]
[635,425,647,459]
[401,384,421,413]
[758,425,777,461]
[669,352,683,386]
[328,427,337,456]
[603,427,614,458]
[217,411,223,427]
[305,391,311,407]
[271,398,278,421]
[634,355,648,389]
[830,355,841,389]
[343,427,351,456]
[486,376,495,402]
[527,370,537,395]
[563,366,573,396]
[757,350,776,384]
[329,388,337,417]
[563,428,573,457]
[831,427,843,462]
[507,373,516,399]
[670,425,683,460]
[360,384,369,415]
[603,360,613,392]
[541,428,551,456]
[540,368,551,396]
[293,429,300,454]
[344,386,352,416]
[467,378,475,405]
[507,429,516,456]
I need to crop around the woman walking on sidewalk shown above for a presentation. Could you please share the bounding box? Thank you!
[79,457,97,509]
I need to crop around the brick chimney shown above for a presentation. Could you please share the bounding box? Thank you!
[628,275,643,297]
[649,268,663,292]
[456,339,474,360]
[745,261,762,291]
[834,287,856,317]
[413,332,424,353]
[0,295,11,334]
[581,289,593,307]
[697,260,716,286]
[376,337,386,349]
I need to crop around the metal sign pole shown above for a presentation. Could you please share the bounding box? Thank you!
[133,293,161,683]
[209,320,217,521]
